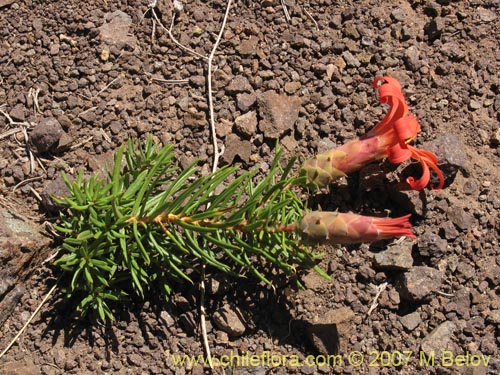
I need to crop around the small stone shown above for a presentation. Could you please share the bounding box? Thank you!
[424,2,442,17]
[30,117,64,153]
[257,91,301,139]
[306,307,356,354]
[404,45,421,71]
[98,11,137,50]
[9,104,25,122]
[284,81,301,94]
[421,321,456,355]
[469,99,482,110]
[236,92,257,112]
[189,75,206,88]
[213,303,246,337]
[127,353,143,367]
[183,110,206,129]
[223,134,252,165]
[225,75,253,95]
[237,36,259,56]
[477,7,496,22]
[341,50,360,67]
[373,241,414,270]
[417,232,448,257]
[441,221,459,240]
[234,111,257,138]
[400,311,422,331]
[425,17,445,39]
[423,133,469,185]
[447,208,474,231]
[391,7,406,22]
[398,266,443,302]
[41,174,71,213]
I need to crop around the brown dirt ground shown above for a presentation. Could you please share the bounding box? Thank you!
[0,0,499,374]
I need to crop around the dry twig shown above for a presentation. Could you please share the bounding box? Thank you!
[367,282,388,316]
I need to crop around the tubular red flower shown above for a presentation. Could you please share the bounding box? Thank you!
[300,76,445,190]
[298,211,415,244]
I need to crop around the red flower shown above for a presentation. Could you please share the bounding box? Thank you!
[301,76,444,190]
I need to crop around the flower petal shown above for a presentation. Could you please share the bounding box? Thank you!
[406,146,444,190]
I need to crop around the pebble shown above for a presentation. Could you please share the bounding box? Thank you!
[306,307,356,354]
[234,110,257,138]
[397,266,443,302]
[373,241,414,270]
[400,311,422,331]
[447,207,474,231]
[212,303,246,337]
[226,75,253,94]
[421,321,456,355]
[223,133,252,164]
[30,117,64,153]
[257,90,301,139]
[417,232,448,257]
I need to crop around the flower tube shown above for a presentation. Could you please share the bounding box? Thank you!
[301,76,444,190]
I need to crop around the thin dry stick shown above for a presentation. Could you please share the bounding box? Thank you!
[367,282,388,316]
[0,275,61,359]
[207,0,232,173]
[200,1,233,369]
[150,8,207,60]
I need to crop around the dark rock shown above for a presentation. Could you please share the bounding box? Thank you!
[425,17,445,40]
[417,232,448,257]
[41,174,71,213]
[447,207,474,231]
[306,307,356,354]
[30,117,64,153]
[257,91,301,139]
[397,266,443,302]
[213,303,246,337]
[440,221,459,240]
[223,134,252,164]
[420,321,456,355]
[373,240,414,270]
[400,311,422,331]
[389,189,426,217]
[423,133,468,186]
[234,111,257,138]
[424,2,441,17]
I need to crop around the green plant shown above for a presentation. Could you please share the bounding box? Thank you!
[53,138,326,320]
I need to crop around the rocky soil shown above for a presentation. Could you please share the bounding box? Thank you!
[0,0,499,374]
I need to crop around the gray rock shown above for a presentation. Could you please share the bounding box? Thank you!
[373,241,414,270]
[223,134,252,165]
[423,133,469,186]
[404,45,421,71]
[30,117,64,153]
[398,266,443,302]
[400,311,422,331]
[234,111,258,138]
[417,232,448,257]
[213,303,246,337]
[421,321,456,355]
[391,7,406,22]
[341,50,361,67]
[441,221,459,240]
[447,208,474,231]
[236,92,257,112]
[257,91,301,139]
[306,307,356,354]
